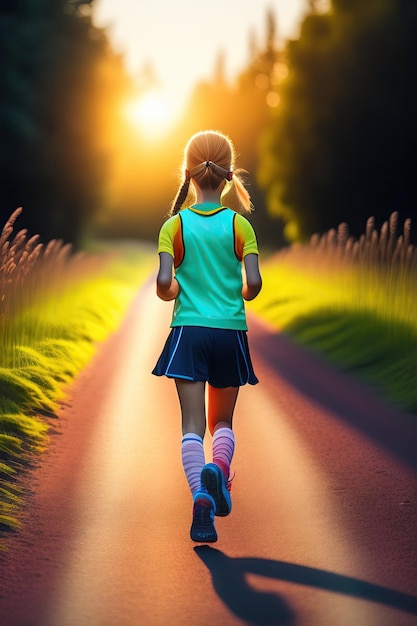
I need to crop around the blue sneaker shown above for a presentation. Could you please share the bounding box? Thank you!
[201,463,232,517]
[190,492,217,543]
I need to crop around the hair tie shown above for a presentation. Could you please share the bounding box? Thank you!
[205,161,213,168]
[226,171,234,181]
[185,169,190,181]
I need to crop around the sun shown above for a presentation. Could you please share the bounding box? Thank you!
[123,90,176,138]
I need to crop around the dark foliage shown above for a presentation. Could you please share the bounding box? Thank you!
[258,0,417,242]
[0,0,128,246]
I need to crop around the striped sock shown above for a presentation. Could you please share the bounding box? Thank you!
[181,433,205,495]
[212,427,235,480]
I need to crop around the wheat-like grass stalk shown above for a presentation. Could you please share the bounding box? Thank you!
[0,210,109,370]
[286,212,415,272]
[251,210,416,335]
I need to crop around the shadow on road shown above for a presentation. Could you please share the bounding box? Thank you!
[195,545,417,625]
[250,318,417,472]
[195,546,294,626]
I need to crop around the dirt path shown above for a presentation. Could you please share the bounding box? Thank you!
[1,280,416,626]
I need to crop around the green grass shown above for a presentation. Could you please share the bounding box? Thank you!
[0,234,156,532]
[249,215,417,413]
[285,309,417,411]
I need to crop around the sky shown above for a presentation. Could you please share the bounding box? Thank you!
[93,0,309,112]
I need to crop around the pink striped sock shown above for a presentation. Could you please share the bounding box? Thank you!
[181,433,205,495]
[212,427,235,480]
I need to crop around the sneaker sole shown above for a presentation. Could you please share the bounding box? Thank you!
[201,463,232,517]
[190,525,217,543]
[190,493,217,543]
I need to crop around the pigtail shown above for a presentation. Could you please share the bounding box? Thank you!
[221,169,253,214]
[170,178,191,215]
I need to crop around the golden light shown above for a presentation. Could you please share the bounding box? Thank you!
[266,91,280,108]
[123,90,176,138]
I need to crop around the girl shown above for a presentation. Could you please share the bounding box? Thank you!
[152,130,262,543]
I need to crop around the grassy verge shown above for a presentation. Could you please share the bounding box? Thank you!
[249,213,417,413]
[0,214,156,532]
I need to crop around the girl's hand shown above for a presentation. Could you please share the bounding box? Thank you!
[157,277,179,301]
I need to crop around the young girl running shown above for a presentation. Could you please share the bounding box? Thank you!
[152,130,262,543]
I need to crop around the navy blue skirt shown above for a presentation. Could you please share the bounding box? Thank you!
[152,326,258,388]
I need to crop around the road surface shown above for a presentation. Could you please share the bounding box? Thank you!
[1,278,417,626]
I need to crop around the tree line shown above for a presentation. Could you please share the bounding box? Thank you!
[259,0,417,242]
[0,0,129,246]
[1,0,415,247]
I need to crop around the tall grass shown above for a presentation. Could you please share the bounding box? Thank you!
[249,212,417,412]
[0,208,155,531]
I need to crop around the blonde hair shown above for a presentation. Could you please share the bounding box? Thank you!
[170,130,253,215]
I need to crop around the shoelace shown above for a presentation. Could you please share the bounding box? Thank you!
[226,471,236,492]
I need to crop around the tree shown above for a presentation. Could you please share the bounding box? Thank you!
[0,0,129,245]
[258,0,417,242]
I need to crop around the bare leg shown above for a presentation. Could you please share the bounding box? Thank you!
[176,379,217,541]
[207,385,239,436]
[200,385,238,516]
[175,379,206,439]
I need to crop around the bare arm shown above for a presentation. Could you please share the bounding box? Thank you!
[156,252,179,301]
[242,253,262,301]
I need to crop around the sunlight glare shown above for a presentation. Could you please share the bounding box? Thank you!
[123,91,175,138]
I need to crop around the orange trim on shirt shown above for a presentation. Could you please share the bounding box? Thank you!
[233,214,244,261]
[173,214,185,268]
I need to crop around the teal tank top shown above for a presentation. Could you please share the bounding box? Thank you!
[173,207,247,330]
